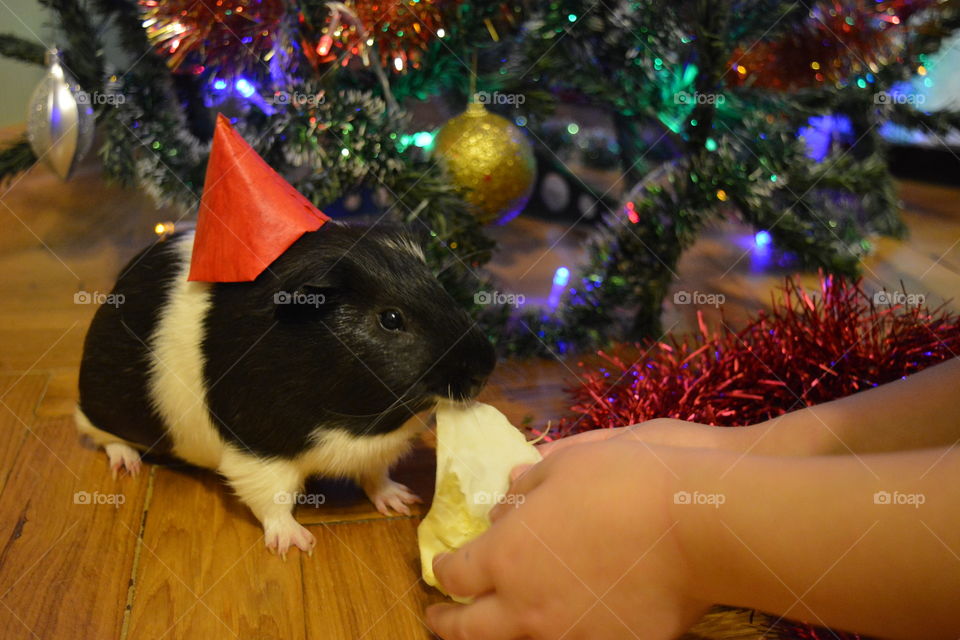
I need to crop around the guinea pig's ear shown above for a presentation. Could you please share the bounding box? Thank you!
[273,283,339,323]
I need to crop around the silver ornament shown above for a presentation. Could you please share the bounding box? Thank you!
[26,49,95,180]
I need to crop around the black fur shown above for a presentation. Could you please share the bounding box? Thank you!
[78,238,180,454]
[78,224,496,461]
[203,224,495,458]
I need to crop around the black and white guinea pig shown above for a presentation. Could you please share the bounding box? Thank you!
[76,223,496,556]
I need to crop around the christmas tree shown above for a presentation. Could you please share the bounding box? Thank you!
[3,0,960,356]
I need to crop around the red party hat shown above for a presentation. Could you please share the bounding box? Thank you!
[188,114,330,282]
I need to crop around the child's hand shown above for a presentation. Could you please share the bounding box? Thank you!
[426,437,710,640]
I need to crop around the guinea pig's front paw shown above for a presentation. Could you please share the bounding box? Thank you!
[262,515,316,559]
[365,479,422,517]
[104,442,143,480]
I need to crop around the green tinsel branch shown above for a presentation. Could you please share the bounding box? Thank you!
[99,66,207,210]
[37,0,105,92]
[89,0,207,203]
[685,1,731,153]
[509,160,708,355]
[389,163,496,300]
[89,0,171,77]
[0,137,37,187]
[0,33,46,66]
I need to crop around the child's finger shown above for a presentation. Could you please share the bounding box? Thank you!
[490,463,541,523]
[536,427,628,457]
[509,463,533,483]
[432,536,496,599]
[426,595,521,640]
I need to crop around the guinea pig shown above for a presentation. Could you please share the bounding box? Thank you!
[76,222,496,556]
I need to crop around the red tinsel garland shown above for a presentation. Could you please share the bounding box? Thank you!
[140,0,285,77]
[726,0,937,90]
[306,0,456,72]
[556,275,960,437]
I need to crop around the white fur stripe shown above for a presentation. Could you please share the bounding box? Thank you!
[298,417,424,480]
[146,233,226,469]
[219,448,304,521]
[379,235,426,263]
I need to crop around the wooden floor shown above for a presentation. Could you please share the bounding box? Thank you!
[0,147,959,640]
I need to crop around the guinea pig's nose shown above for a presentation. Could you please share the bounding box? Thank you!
[466,373,490,399]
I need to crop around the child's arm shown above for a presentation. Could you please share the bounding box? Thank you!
[679,445,960,639]
[748,355,960,455]
[538,357,960,457]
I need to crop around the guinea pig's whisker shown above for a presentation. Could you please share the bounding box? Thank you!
[317,390,420,421]
[354,391,425,436]
[319,408,392,419]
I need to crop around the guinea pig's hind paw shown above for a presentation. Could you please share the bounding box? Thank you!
[104,443,142,479]
[368,480,422,517]
[263,516,316,559]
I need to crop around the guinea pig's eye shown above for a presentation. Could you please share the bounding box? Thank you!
[378,309,405,332]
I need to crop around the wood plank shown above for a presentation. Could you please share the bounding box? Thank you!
[0,157,178,258]
[34,369,78,419]
[0,414,150,639]
[303,517,446,640]
[864,239,960,313]
[0,374,48,496]
[0,323,88,376]
[481,357,572,429]
[127,464,306,640]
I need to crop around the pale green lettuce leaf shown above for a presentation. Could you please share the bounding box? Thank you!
[418,401,542,600]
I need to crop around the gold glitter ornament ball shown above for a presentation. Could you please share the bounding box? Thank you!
[433,102,535,224]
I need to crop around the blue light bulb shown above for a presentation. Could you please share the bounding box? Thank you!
[235,78,255,98]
